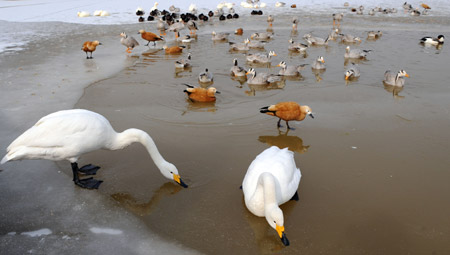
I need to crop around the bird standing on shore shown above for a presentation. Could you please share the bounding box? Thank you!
[267,15,274,27]
[260,102,314,130]
[120,32,139,53]
[82,40,101,59]
[138,30,164,46]
[242,145,301,246]
[1,109,188,189]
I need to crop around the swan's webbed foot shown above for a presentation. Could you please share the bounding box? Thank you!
[75,177,103,189]
[290,191,299,201]
[78,164,101,175]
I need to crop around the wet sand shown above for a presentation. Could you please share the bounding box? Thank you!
[1,11,450,255]
[72,16,450,254]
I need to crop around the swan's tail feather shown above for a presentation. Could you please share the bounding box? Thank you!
[1,154,10,164]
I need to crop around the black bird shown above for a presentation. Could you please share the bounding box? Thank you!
[147,16,155,21]
[208,11,214,17]
[227,14,233,19]
[233,13,239,19]
[219,14,226,20]
[138,16,145,22]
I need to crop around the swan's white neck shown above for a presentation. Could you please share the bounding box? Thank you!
[257,172,279,214]
[110,128,168,171]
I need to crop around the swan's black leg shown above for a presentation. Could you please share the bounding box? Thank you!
[78,164,101,175]
[290,191,299,201]
[71,162,103,189]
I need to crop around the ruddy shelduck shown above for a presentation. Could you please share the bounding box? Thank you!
[138,30,164,46]
[82,40,102,59]
[260,102,314,129]
[235,28,244,35]
[163,45,185,54]
[183,84,220,102]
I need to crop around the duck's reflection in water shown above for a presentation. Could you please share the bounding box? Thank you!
[111,182,183,216]
[258,129,310,154]
[383,83,405,99]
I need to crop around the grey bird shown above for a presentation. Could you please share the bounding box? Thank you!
[288,39,308,52]
[120,32,139,53]
[344,46,371,59]
[277,61,307,76]
[345,63,361,80]
[311,56,326,70]
[212,31,230,41]
[246,51,277,63]
[175,53,191,69]
[248,39,267,49]
[383,70,409,87]
[246,68,283,85]
[198,68,214,83]
[250,32,274,40]
[229,39,250,51]
[340,34,362,43]
[230,58,247,77]
[304,34,330,46]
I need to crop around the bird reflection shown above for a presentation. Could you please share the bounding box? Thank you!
[231,75,247,87]
[258,129,310,154]
[182,100,217,115]
[111,182,183,216]
[383,83,404,99]
[245,80,286,96]
[242,197,297,253]
[312,69,325,82]
[174,66,192,78]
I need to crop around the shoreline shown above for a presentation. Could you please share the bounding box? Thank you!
[1,8,450,254]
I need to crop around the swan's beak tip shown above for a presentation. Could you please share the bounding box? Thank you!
[179,179,188,188]
[281,232,290,246]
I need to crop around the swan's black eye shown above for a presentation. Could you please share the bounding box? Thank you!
[170,171,173,174]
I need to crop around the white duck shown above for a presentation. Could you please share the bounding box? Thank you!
[1,109,188,189]
[242,146,301,246]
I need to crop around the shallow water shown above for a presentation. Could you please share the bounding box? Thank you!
[66,12,450,254]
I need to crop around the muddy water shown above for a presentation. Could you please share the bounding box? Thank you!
[74,14,450,254]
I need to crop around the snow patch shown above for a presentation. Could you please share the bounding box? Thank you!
[21,228,52,237]
[90,227,123,235]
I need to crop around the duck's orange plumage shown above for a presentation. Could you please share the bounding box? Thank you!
[184,86,219,102]
[164,45,185,54]
[81,40,101,59]
[235,28,244,35]
[260,102,314,129]
[138,30,164,46]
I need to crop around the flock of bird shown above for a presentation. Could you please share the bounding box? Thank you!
[6,2,446,247]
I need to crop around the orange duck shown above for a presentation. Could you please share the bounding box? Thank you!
[183,84,220,102]
[260,102,314,129]
[81,40,102,59]
[138,29,164,46]
[163,45,185,54]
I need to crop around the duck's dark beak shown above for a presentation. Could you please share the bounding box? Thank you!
[309,113,315,119]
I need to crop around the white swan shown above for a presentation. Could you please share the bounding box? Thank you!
[1,109,188,189]
[242,146,301,246]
